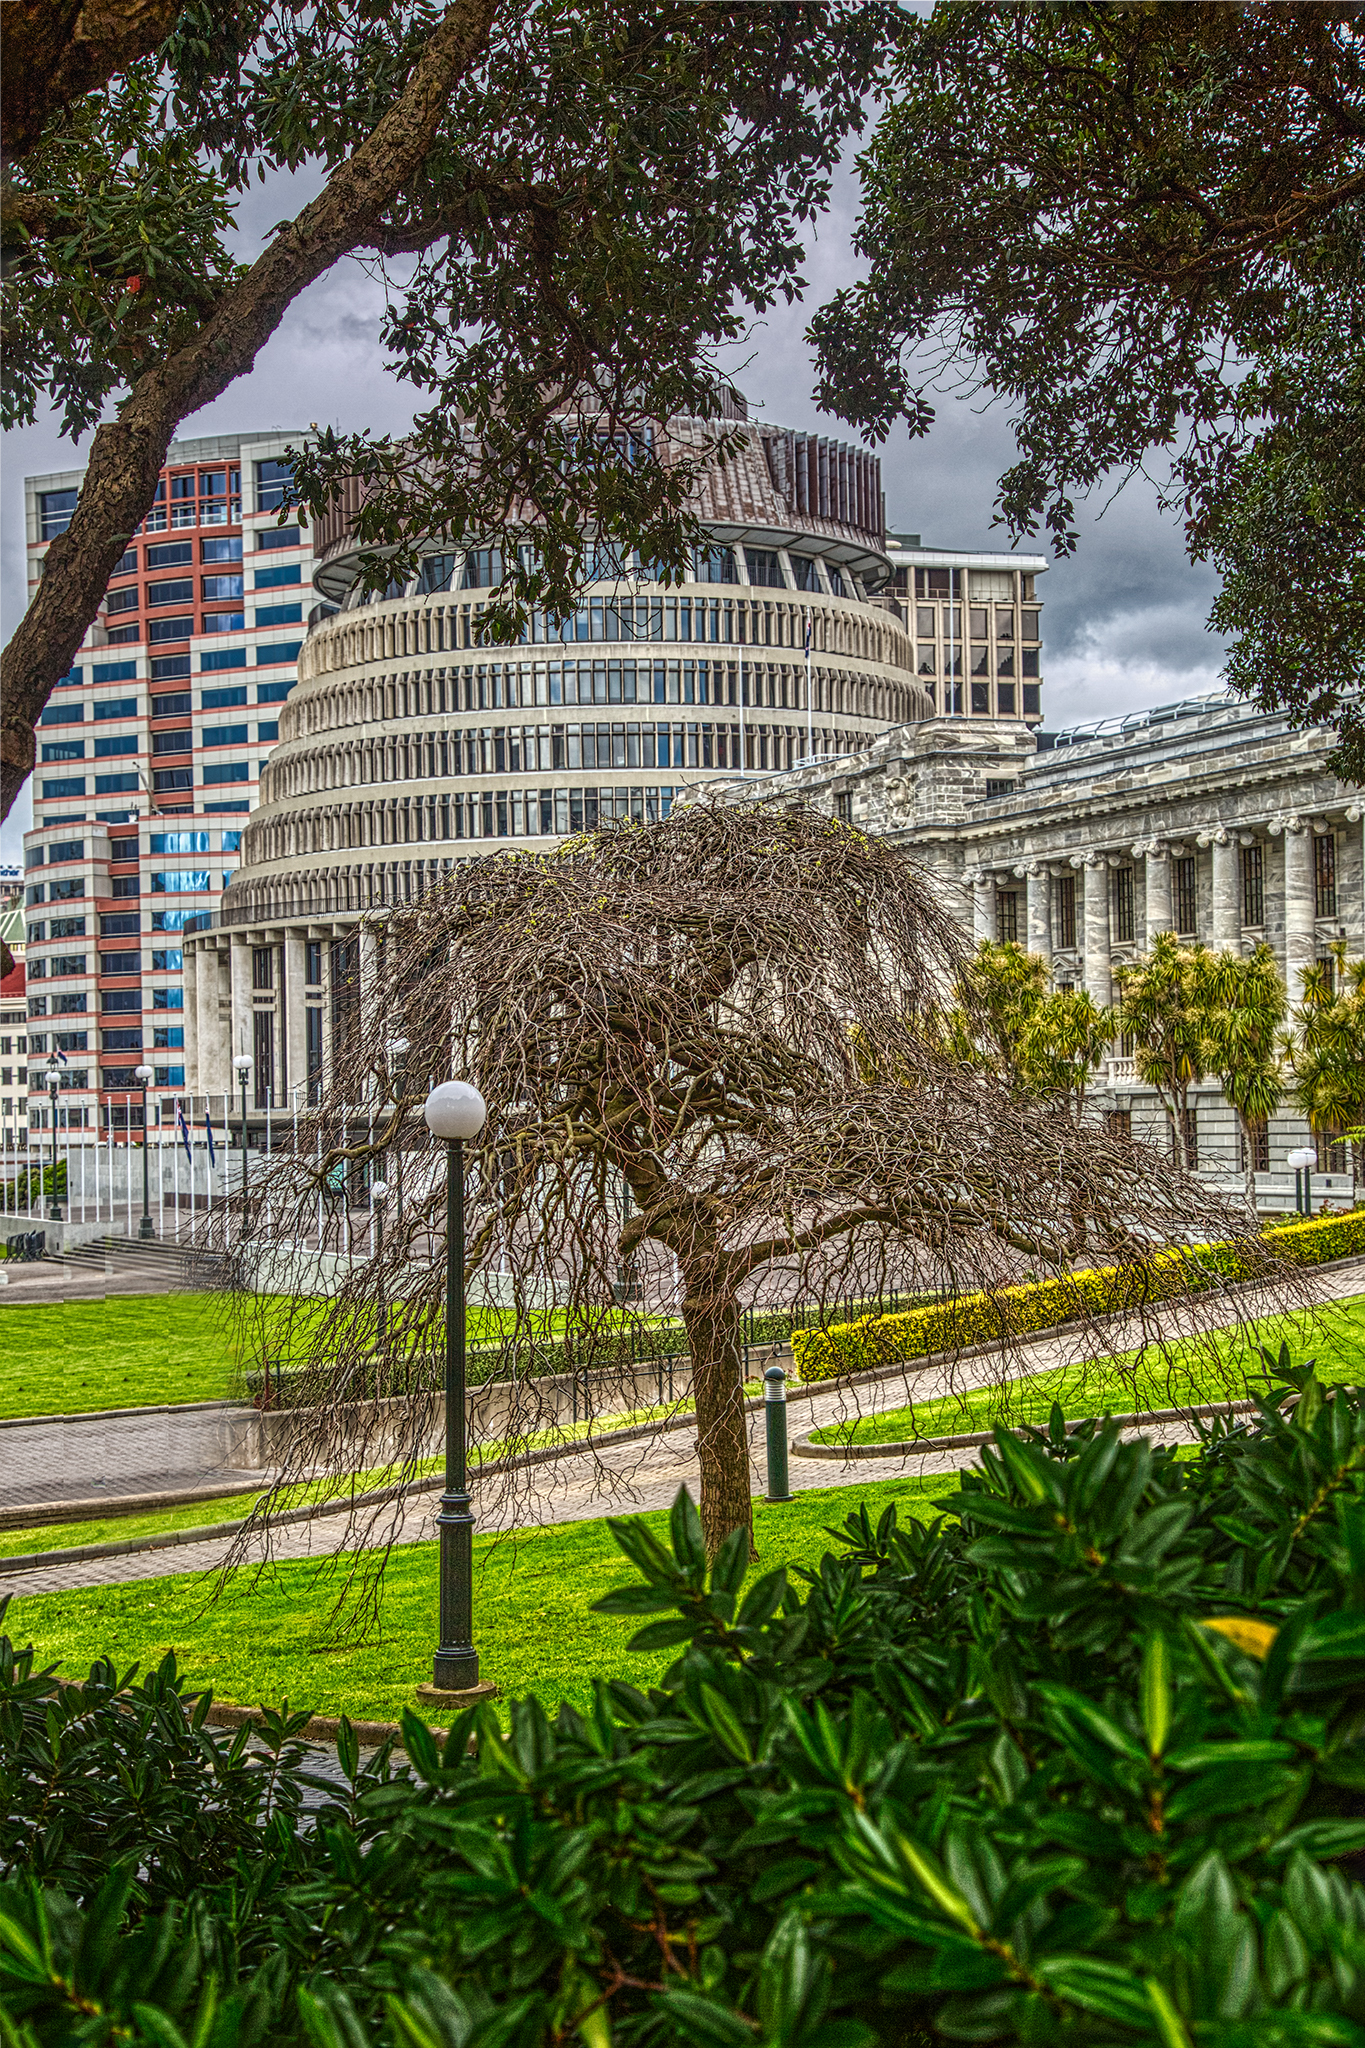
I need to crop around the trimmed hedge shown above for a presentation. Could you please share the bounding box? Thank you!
[792,1205,1365,1384]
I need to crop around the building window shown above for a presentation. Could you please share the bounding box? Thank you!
[1056,874,1076,950]
[1173,855,1198,935]
[255,458,297,512]
[306,1007,324,1102]
[305,940,322,987]
[1239,1119,1270,1174]
[1314,833,1337,918]
[996,890,1019,944]
[1113,866,1135,945]
[1316,1126,1348,1175]
[970,681,990,714]
[1241,842,1264,927]
[1021,685,1040,715]
[40,488,78,539]
[834,793,852,822]
[253,1011,275,1108]
[252,946,274,991]
[1105,1109,1132,1141]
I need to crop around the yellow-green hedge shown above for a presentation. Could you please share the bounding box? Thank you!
[791,1207,1365,1385]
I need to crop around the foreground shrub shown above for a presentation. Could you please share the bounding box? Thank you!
[3,1346,1364,2046]
[792,1207,1365,1383]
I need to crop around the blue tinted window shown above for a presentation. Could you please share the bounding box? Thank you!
[201,648,247,672]
[253,602,302,627]
[202,724,248,747]
[150,832,210,853]
[151,870,210,893]
[93,735,137,757]
[200,686,247,708]
[151,949,183,971]
[41,741,85,762]
[203,761,249,784]
[40,703,85,725]
[254,562,300,590]
[94,698,139,720]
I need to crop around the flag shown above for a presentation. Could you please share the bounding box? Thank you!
[176,1101,194,1167]
[54,1048,68,1066]
[204,1108,217,1167]
[804,611,812,654]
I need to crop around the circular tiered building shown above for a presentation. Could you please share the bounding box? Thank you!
[183,402,928,1103]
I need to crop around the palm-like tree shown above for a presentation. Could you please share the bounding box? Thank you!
[1291,944,1365,1199]
[1117,932,1212,1171]
[1202,942,1287,1216]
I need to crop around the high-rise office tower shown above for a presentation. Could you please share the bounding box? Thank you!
[21,431,314,1137]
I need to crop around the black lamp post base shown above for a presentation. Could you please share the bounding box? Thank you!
[416,1679,499,1710]
[138,1216,155,1240]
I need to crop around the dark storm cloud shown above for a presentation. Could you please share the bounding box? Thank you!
[2,156,1230,856]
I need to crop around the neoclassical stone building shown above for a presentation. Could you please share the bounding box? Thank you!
[697,693,1364,1198]
[183,400,955,1101]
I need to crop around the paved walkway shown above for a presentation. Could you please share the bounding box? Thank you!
[6,1259,1361,1601]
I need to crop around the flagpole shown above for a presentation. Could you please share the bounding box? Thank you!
[805,609,814,761]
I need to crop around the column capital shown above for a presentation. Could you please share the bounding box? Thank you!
[1346,802,1363,822]
[1195,826,1229,848]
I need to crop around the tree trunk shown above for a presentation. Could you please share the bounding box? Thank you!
[1238,1112,1258,1220]
[679,1256,755,1561]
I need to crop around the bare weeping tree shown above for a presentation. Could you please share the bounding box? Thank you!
[225,799,1290,1572]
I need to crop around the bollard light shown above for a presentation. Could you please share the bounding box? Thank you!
[764,1363,792,1503]
[421,1078,489,1696]
[134,1064,155,1239]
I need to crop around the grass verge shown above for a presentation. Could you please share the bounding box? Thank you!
[809,1293,1365,1447]
[5,1474,941,1726]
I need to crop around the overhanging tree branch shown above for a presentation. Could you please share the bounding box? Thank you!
[0,0,501,818]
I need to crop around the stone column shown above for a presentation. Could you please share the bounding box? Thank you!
[1083,858,1112,1006]
[1026,867,1052,972]
[193,942,218,1098]
[972,873,996,945]
[1210,829,1239,951]
[1282,819,1315,999]
[182,943,200,1095]
[283,929,308,1109]
[1142,846,1172,946]
[228,933,252,1076]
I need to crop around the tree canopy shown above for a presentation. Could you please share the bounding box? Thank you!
[0,0,885,814]
[230,802,1262,1572]
[812,1,1365,779]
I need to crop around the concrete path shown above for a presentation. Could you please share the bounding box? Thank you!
[6,1259,1361,1602]
[0,1403,257,1512]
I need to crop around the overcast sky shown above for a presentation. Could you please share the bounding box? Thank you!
[0,160,1230,864]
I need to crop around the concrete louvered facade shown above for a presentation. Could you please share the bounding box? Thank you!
[180,402,937,1106]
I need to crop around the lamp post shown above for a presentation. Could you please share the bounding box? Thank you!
[134,1064,155,1239]
[385,1036,410,1223]
[420,1078,489,1700]
[233,1054,252,1196]
[44,1058,63,1221]
[370,1178,388,1374]
[1287,1145,1317,1218]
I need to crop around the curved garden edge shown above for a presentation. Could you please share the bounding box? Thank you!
[792,1394,1264,1462]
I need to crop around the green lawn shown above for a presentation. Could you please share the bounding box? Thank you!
[810,1293,1365,1447]
[5,1475,941,1727]
[0,1294,245,1417]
